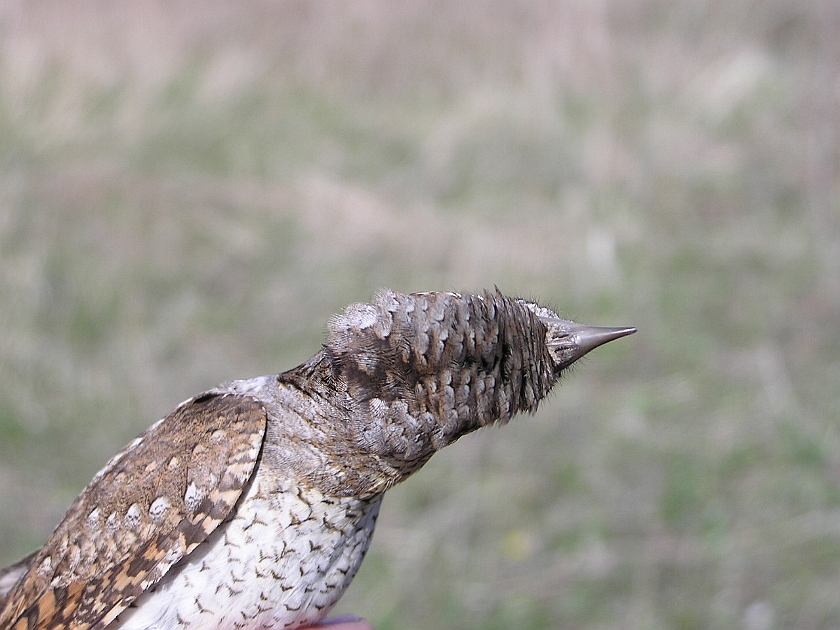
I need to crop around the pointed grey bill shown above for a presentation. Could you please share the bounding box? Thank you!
[540,317,637,371]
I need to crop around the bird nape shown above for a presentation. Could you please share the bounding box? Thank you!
[0,289,635,630]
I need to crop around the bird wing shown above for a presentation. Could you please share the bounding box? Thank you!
[0,392,267,630]
[0,551,38,610]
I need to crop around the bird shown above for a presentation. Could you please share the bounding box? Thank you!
[0,288,635,630]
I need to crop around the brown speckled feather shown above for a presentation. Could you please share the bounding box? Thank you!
[0,393,267,630]
[0,552,36,611]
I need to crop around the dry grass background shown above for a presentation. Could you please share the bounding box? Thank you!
[1,1,839,628]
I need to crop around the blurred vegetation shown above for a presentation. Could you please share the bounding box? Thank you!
[0,1,838,629]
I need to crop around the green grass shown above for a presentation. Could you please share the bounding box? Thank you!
[1,1,838,629]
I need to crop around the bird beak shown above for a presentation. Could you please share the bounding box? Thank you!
[541,318,637,371]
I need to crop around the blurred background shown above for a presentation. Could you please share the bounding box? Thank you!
[0,1,838,629]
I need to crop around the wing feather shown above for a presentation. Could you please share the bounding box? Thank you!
[0,393,267,630]
[0,552,37,610]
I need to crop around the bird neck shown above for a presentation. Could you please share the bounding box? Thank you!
[276,291,559,493]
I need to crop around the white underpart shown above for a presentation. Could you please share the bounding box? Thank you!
[115,467,382,630]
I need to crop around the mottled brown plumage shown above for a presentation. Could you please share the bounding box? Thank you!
[0,289,634,630]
